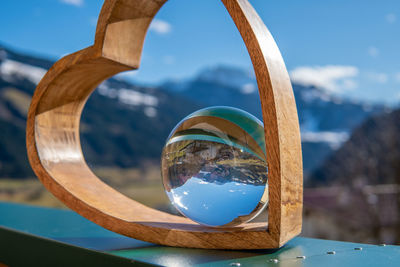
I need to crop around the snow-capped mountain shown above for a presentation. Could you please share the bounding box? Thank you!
[0,45,200,178]
[161,65,385,176]
[0,45,385,179]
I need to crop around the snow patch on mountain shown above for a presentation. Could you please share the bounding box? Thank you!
[98,82,158,117]
[300,111,320,132]
[241,83,257,94]
[301,131,349,149]
[0,59,46,84]
[118,89,158,106]
[300,111,349,149]
[299,86,333,103]
[144,107,157,117]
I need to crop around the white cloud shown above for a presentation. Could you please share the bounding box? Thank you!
[367,72,388,84]
[60,0,84,7]
[386,13,397,24]
[149,19,171,35]
[290,65,359,93]
[368,46,379,58]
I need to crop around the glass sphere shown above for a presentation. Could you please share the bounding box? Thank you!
[161,106,268,227]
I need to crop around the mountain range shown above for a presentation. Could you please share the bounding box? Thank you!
[0,45,200,178]
[0,44,386,180]
[162,65,385,175]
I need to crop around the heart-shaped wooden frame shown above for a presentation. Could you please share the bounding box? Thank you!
[26,0,302,249]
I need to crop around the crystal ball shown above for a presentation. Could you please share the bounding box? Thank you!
[161,106,268,227]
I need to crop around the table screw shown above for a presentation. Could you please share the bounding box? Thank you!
[296,256,306,259]
[230,263,241,266]
[327,251,336,255]
[354,247,362,250]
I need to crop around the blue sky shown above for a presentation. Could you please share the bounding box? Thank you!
[0,0,399,105]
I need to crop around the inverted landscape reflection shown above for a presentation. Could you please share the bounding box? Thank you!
[161,106,268,227]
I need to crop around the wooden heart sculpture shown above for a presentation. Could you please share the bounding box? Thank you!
[26,0,302,249]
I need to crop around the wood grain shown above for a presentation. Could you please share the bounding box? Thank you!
[26,0,302,249]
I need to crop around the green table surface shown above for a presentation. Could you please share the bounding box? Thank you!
[0,201,399,266]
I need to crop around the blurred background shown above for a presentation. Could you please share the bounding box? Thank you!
[0,0,399,245]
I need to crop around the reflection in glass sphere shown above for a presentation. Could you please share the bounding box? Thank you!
[161,106,268,227]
